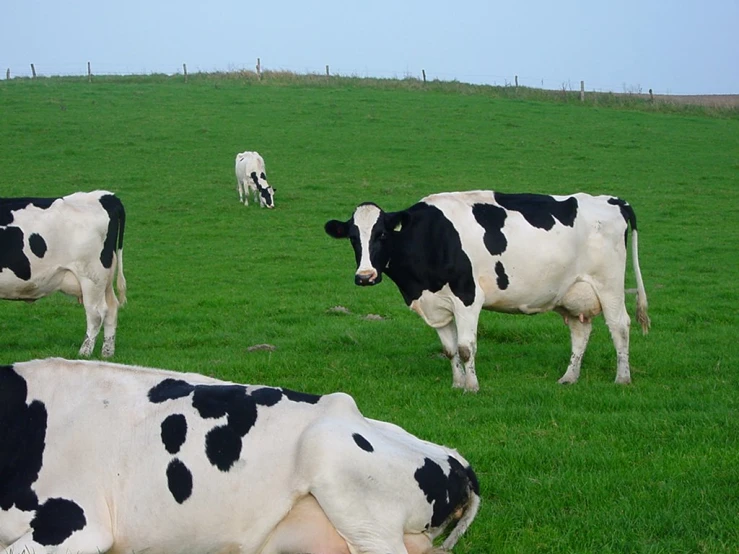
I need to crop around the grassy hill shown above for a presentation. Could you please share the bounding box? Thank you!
[1,73,738,553]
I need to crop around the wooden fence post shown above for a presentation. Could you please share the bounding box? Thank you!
[256,58,261,79]
[649,88,654,102]
[87,62,92,83]
[515,75,518,91]
[6,68,9,80]
[31,63,36,78]
[422,69,426,83]
[325,65,330,78]
[183,63,188,83]
[580,80,585,102]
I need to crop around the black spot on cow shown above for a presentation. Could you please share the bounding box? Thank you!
[98,194,125,270]
[0,365,47,513]
[494,192,578,230]
[608,197,637,247]
[250,172,260,186]
[282,388,321,404]
[0,197,57,226]
[31,497,86,546]
[0,226,32,280]
[472,204,508,255]
[385,203,476,307]
[161,414,187,454]
[415,456,478,528]
[260,172,267,181]
[352,433,374,452]
[29,233,47,258]
[251,387,283,406]
[166,459,193,504]
[205,425,244,471]
[495,261,509,290]
[148,379,195,403]
[191,385,258,471]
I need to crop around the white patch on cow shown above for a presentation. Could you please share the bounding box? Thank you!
[353,204,381,282]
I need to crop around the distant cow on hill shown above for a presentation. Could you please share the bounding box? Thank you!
[235,151,275,208]
[326,190,649,392]
[0,357,480,554]
[0,190,126,357]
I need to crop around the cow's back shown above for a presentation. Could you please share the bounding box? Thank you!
[422,191,629,313]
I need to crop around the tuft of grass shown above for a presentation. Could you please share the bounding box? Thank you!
[1,75,738,553]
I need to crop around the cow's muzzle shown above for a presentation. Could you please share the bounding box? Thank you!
[355,270,379,286]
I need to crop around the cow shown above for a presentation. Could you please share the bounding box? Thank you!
[235,151,276,208]
[325,190,650,392]
[0,358,480,554]
[0,191,126,358]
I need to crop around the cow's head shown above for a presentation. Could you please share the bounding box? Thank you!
[325,203,408,286]
[250,171,276,209]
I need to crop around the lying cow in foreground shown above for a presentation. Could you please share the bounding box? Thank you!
[235,151,276,208]
[0,358,480,554]
[326,190,650,392]
[0,191,126,357]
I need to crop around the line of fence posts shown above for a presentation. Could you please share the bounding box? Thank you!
[2,63,651,104]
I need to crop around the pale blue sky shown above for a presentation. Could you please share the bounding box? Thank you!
[2,0,737,94]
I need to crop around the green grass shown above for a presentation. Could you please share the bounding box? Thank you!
[1,75,738,553]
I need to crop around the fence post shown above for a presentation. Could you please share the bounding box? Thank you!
[6,68,9,80]
[649,88,654,102]
[422,69,426,83]
[31,63,36,78]
[515,75,518,91]
[87,61,92,83]
[256,58,261,79]
[183,63,188,83]
[325,65,330,78]
[580,80,585,102]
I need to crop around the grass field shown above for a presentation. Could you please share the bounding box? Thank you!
[1,74,738,553]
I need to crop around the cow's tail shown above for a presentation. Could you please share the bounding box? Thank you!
[624,203,649,334]
[114,198,127,306]
[441,463,481,551]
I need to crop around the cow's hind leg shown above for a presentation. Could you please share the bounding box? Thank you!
[101,279,120,358]
[237,178,247,204]
[558,317,593,384]
[78,278,107,357]
[600,292,632,384]
[436,322,465,390]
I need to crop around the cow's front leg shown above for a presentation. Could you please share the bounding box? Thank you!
[436,322,465,389]
[454,308,481,393]
[558,317,593,384]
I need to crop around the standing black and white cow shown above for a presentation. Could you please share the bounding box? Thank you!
[0,190,126,357]
[235,151,276,208]
[325,191,650,392]
[0,358,480,554]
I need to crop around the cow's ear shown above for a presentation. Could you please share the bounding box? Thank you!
[325,219,349,239]
[386,211,410,233]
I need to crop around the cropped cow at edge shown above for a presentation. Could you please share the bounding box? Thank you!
[235,151,276,208]
[326,190,650,392]
[0,190,126,357]
[0,358,480,554]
